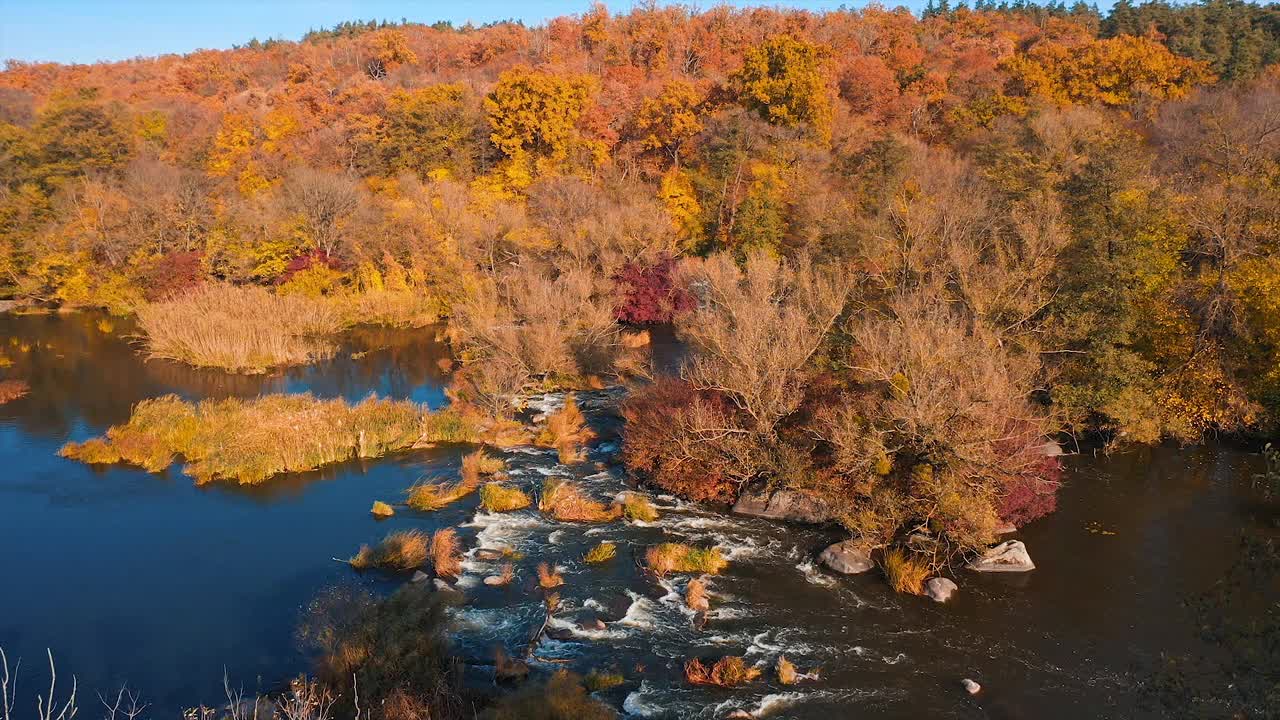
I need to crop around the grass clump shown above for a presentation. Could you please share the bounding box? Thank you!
[776,656,798,685]
[430,528,463,578]
[137,283,345,373]
[370,500,395,517]
[0,379,29,404]
[583,669,625,692]
[683,656,761,687]
[462,449,505,481]
[406,476,479,511]
[420,408,482,444]
[59,393,427,484]
[538,478,621,523]
[685,577,710,612]
[645,543,728,576]
[480,482,532,512]
[537,562,564,589]
[536,395,596,464]
[882,548,930,595]
[621,493,659,522]
[350,530,430,572]
[583,541,617,564]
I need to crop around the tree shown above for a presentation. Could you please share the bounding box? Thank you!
[282,168,362,257]
[352,84,482,179]
[484,67,603,176]
[730,34,833,141]
[632,80,705,167]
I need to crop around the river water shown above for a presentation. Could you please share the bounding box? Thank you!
[0,311,1274,718]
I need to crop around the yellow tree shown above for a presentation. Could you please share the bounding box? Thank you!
[730,35,832,142]
[634,80,704,167]
[484,67,603,180]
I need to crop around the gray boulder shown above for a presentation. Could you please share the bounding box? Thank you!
[924,577,958,602]
[818,540,874,574]
[962,678,981,695]
[732,486,834,524]
[411,570,430,583]
[968,540,1035,572]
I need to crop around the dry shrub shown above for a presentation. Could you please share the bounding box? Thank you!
[537,561,564,588]
[137,283,345,373]
[536,395,596,464]
[480,482,532,512]
[538,478,621,523]
[0,379,29,404]
[776,656,798,685]
[621,493,659,522]
[645,543,728,576]
[583,669,625,691]
[370,500,395,517]
[430,528,463,578]
[462,449,506,483]
[59,393,427,484]
[483,669,615,719]
[881,548,930,595]
[350,530,430,572]
[406,476,478,511]
[685,577,710,612]
[583,541,617,564]
[683,656,761,687]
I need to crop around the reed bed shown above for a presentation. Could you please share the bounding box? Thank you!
[683,657,761,687]
[59,392,432,484]
[480,482,532,512]
[137,284,345,373]
[538,478,621,523]
[0,379,29,404]
[583,541,617,564]
[461,449,505,483]
[536,395,596,464]
[645,543,728,576]
[881,548,930,595]
[350,530,430,572]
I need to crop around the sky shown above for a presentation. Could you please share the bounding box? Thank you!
[0,0,880,65]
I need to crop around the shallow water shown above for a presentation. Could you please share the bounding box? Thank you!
[0,312,1274,717]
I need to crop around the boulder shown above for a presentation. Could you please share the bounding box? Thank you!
[474,548,504,561]
[483,575,507,586]
[725,712,754,720]
[961,678,981,695]
[578,617,606,632]
[924,577,958,603]
[433,578,465,596]
[732,486,834,525]
[411,570,430,584]
[546,627,576,641]
[968,540,1035,572]
[994,523,1018,535]
[818,540,874,574]
[600,594,633,622]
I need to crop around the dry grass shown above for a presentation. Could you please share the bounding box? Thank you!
[138,283,346,373]
[645,543,728,576]
[536,395,596,464]
[420,409,482,444]
[683,657,761,687]
[430,528,463,578]
[583,541,617,564]
[621,493,659,522]
[882,548,930,595]
[461,449,505,484]
[480,482,532,512]
[776,656,798,685]
[350,530,430,572]
[370,500,395,517]
[405,476,478,511]
[537,562,564,589]
[0,379,29,404]
[584,670,625,692]
[685,577,710,612]
[538,478,622,523]
[59,393,427,484]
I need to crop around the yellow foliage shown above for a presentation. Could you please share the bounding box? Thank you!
[208,112,256,176]
[485,67,603,174]
[658,169,703,248]
[731,34,832,141]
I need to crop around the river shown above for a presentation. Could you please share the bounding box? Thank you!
[0,310,1274,718]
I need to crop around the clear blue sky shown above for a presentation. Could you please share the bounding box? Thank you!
[0,0,894,65]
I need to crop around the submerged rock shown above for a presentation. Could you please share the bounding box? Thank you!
[475,548,505,561]
[546,627,575,641]
[818,540,874,574]
[962,678,981,695]
[724,711,754,720]
[483,575,507,586]
[968,540,1035,572]
[732,485,834,525]
[925,577,958,602]
[578,617,606,632]
[433,578,465,596]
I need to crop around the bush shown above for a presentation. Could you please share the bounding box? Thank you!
[350,530,430,572]
[621,493,659,522]
[998,469,1062,528]
[59,393,427,484]
[370,500,395,517]
[536,395,596,464]
[538,478,621,523]
[683,656,761,687]
[537,561,564,588]
[612,254,693,324]
[645,543,728,576]
[406,477,477,511]
[881,549,929,595]
[583,541,617,563]
[481,670,614,720]
[430,528,463,578]
[480,482,532,512]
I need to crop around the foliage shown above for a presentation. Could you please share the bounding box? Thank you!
[480,670,615,720]
[1004,34,1212,106]
[620,493,659,522]
[0,379,28,404]
[731,35,833,140]
[535,395,596,463]
[406,476,479,512]
[612,254,694,324]
[538,478,621,522]
[370,500,395,517]
[645,543,728,576]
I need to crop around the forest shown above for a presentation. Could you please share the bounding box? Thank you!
[2,1,1280,714]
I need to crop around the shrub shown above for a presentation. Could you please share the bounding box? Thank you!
[645,543,728,576]
[0,379,29,404]
[60,393,427,484]
[536,395,596,464]
[683,656,761,687]
[539,478,621,523]
[583,669,625,692]
[481,670,614,720]
[621,493,659,522]
[685,577,709,612]
[480,482,532,512]
[462,449,505,484]
[140,251,204,301]
[537,561,564,588]
[998,472,1062,528]
[881,549,930,595]
[350,530,430,572]
[776,656,798,685]
[583,541,617,564]
[137,283,346,373]
[612,254,694,325]
[370,500,395,517]
[430,528,463,578]
[406,477,477,511]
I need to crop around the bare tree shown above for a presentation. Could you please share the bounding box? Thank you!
[283,167,362,257]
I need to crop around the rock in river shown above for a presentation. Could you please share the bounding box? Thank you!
[732,485,834,524]
[967,540,1035,572]
[924,577,957,602]
[962,678,982,695]
[411,570,429,584]
[818,540,874,574]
